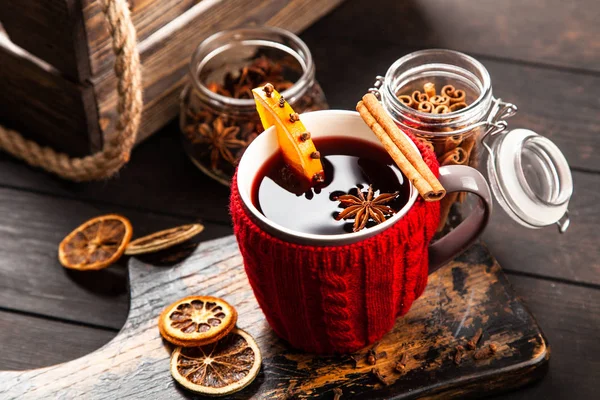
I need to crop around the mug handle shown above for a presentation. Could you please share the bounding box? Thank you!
[428,165,493,273]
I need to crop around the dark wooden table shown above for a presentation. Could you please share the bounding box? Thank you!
[0,0,598,398]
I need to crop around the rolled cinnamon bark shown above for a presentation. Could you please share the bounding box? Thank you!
[359,94,446,201]
[440,147,468,166]
[444,134,463,152]
[433,105,450,114]
[441,85,456,98]
[449,102,468,112]
[449,90,466,104]
[418,102,434,113]
[461,134,477,160]
[459,133,479,202]
[437,147,468,231]
[423,82,436,99]
[430,95,450,107]
[397,95,414,108]
[411,90,428,105]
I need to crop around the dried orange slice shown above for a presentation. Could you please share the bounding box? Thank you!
[170,328,261,396]
[58,214,133,271]
[124,223,204,255]
[252,83,325,184]
[159,296,237,347]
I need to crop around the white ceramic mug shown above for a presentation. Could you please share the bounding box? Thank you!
[237,110,492,271]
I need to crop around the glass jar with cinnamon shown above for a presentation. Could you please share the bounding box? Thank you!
[372,49,573,233]
[180,27,328,186]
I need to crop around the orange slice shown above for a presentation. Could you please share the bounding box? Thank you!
[58,214,133,271]
[252,83,325,184]
[125,223,204,255]
[159,296,237,347]
[170,328,262,396]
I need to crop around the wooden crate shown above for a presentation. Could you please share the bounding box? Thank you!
[0,0,344,156]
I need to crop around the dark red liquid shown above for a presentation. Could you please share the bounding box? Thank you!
[251,137,411,235]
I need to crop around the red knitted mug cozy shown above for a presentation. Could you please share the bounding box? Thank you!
[230,137,440,354]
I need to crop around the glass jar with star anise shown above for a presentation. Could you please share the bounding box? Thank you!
[180,27,328,185]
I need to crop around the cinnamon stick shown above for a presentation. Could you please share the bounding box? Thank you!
[358,94,446,201]
[430,95,450,107]
[397,95,414,108]
[433,105,450,114]
[449,102,468,112]
[418,101,434,113]
[440,147,468,166]
[449,90,466,105]
[411,90,428,105]
[444,135,463,153]
[423,82,436,99]
[437,147,468,231]
[441,85,456,98]
[458,134,478,202]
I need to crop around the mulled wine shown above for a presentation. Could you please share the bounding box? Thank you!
[252,137,411,235]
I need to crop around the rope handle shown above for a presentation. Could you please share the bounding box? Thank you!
[0,0,142,182]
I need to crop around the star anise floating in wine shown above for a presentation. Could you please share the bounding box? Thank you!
[335,185,399,232]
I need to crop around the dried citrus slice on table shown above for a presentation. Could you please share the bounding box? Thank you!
[159,296,237,347]
[58,214,132,271]
[170,328,262,396]
[125,223,204,255]
[252,83,325,184]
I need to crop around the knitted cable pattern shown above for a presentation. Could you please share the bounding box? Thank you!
[0,0,142,181]
[318,252,355,347]
[230,135,441,354]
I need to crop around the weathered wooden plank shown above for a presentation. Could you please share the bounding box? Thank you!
[0,310,116,371]
[0,0,89,79]
[0,186,232,329]
[0,240,550,399]
[0,37,101,155]
[483,170,600,286]
[93,0,345,146]
[1,248,597,400]
[306,0,600,72]
[500,273,600,400]
[0,125,233,223]
[82,0,201,77]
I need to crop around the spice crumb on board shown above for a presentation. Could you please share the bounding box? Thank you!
[467,328,483,350]
[453,345,465,365]
[474,343,498,360]
[371,368,390,386]
[366,348,377,365]
[395,352,409,373]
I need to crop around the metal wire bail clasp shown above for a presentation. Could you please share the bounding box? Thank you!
[368,75,386,100]
[481,98,518,156]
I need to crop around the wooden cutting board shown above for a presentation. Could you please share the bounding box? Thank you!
[0,236,548,399]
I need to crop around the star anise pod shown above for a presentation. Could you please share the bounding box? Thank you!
[335,185,399,232]
[187,116,246,170]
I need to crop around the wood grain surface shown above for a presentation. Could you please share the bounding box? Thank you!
[0,0,89,79]
[0,310,116,371]
[0,238,548,399]
[0,186,231,328]
[92,0,345,147]
[302,0,600,72]
[0,0,344,156]
[0,37,100,156]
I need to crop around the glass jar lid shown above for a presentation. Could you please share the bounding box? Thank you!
[486,128,572,232]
